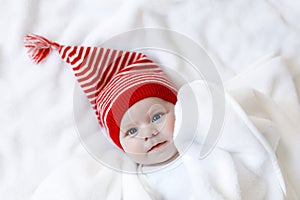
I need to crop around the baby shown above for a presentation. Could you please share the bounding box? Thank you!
[25,34,287,200]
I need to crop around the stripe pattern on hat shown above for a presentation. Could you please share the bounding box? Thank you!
[58,46,136,102]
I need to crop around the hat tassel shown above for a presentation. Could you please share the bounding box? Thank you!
[24,34,60,64]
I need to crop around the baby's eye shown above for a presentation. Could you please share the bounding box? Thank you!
[152,113,164,123]
[127,128,138,137]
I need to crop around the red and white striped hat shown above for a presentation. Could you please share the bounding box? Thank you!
[24,34,177,150]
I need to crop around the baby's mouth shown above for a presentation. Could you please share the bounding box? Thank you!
[147,141,167,152]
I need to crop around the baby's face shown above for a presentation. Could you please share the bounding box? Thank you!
[119,97,178,166]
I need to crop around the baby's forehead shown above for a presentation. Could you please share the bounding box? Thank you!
[136,97,167,105]
[129,97,171,111]
[122,97,173,120]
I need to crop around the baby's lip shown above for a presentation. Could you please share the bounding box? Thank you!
[147,141,167,152]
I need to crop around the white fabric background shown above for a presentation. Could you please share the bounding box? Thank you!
[0,0,299,199]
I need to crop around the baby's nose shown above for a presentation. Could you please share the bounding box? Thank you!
[142,127,158,141]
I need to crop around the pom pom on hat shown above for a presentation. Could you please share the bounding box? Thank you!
[24,34,177,150]
[24,34,60,64]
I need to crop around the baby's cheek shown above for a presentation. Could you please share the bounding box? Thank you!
[164,114,176,139]
[122,139,146,154]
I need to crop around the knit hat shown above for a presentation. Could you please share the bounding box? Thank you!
[24,34,178,150]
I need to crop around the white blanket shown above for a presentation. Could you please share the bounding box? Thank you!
[30,56,299,200]
[173,57,299,199]
[1,0,300,199]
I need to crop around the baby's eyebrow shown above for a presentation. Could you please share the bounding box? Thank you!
[121,119,139,130]
[147,104,164,116]
[122,122,134,130]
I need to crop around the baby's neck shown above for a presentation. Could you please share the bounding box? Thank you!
[139,151,180,172]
